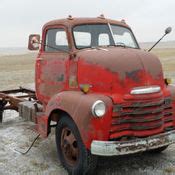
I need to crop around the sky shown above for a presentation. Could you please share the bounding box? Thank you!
[0,0,175,47]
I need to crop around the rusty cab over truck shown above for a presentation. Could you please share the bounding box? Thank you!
[0,16,175,174]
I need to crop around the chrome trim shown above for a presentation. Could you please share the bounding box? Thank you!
[91,100,106,117]
[91,130,175,156]
[130,86,161,95]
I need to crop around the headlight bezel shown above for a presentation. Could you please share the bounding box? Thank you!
[91,100,106,117]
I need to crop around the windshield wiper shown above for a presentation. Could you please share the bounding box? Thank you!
[107,43,137,49]
[79,46,105,50]
[115,42,126,47]
[107,42,126,48]
[115,43,138,49]
[78,46,94,50]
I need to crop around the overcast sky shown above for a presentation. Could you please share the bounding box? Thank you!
[0,0,174,47]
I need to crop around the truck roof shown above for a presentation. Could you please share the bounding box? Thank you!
[43,17,130,29]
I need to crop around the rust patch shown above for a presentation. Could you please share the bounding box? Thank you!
[126,69,141,82]
[57,74,64,82]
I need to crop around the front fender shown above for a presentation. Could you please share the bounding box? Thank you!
[46,91,113,148]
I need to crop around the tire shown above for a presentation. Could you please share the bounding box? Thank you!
[55,115,97,175]
[0,102,4,123]
[0,110,3,123]
[0,100,7,123]
[148,145,168,153]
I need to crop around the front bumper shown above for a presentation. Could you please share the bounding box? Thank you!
[91,130,175,156]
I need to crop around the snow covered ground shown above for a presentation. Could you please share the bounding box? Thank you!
[1,111,175,175]
[0,111,67,175]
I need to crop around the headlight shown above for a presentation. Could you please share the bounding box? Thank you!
[91,100,106,117]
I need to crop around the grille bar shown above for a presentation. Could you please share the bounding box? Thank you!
[113,99,164,111]
[112,113,163,124]
[119,106,164,116]
[110,120,164,133]
[110,97,174,139]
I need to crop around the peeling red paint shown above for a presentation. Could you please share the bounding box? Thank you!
[31,17,175,149]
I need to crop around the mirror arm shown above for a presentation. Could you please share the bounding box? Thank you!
[148,33,167,52]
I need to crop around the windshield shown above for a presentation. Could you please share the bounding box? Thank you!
[73,24,139,49]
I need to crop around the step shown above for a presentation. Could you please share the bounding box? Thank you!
[35,114,49,138]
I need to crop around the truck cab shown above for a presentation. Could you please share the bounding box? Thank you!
[28,16,175,175]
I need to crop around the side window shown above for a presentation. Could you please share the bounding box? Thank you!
[45,28,69,52]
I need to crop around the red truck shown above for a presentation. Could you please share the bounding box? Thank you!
[0,16,175,175]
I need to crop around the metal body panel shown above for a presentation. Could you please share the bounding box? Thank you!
[46,91,113,148]
[43,18,130,31]
[36,52,69,104]
[77,47,164,96]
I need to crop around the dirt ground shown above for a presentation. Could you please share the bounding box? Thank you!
[0,48,175,175]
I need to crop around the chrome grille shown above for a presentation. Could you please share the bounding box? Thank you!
[110,97,174,140]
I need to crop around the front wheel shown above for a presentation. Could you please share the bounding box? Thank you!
[55,115,97,175]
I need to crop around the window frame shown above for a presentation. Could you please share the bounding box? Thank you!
[42,25,70,53]
[110,24,139,49]
[72,23,140,50]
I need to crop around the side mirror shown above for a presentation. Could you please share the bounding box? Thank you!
[165,27,172,35]
[28,34,40,50]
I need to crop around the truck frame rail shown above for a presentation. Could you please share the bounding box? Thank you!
[0,87,36,123]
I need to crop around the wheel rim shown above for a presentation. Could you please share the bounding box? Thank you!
[61,127,79,166]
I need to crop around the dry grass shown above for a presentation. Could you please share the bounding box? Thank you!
[152,48,175,58]
[0,53,36,70]
[0,53,36,90]
[152,48,175,73]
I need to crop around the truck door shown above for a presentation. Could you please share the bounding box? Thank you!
[36,27,69,104]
